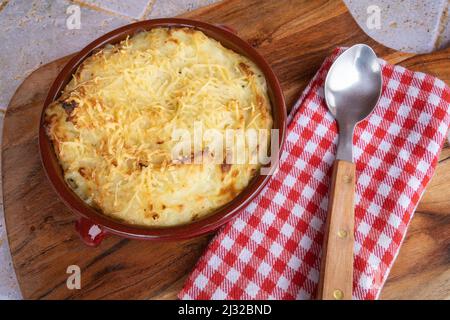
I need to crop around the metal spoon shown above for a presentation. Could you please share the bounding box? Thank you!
[317,44,382,300]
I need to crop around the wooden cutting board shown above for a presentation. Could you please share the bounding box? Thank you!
[3,0,450,299]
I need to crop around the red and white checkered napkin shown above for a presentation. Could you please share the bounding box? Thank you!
[179,48,450,300]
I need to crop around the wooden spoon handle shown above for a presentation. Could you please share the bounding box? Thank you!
[317,160,355,300]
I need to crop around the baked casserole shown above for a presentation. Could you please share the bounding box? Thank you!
[44,27,273,226]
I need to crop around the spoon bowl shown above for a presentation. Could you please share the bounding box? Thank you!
[325,44,382,125]
[324,44,382,162]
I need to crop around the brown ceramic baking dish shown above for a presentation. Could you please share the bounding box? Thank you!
[39,18,286,246]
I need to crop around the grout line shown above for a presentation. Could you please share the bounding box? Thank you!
[70,0,138,22]
[0,0,9,13]
[139,0,156,20]
[433,0,449,50]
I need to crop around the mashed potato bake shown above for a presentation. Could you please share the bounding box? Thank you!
[45,27,272,226]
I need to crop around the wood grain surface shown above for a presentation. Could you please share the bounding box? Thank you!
[2,0,450,299]
[318,160,356,300]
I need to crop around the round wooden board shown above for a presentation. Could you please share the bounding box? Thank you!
[2,0,450,299]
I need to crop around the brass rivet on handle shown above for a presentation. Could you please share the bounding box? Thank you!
[343,175,352,183]
[337,230,348,238]
[333,289,344,300]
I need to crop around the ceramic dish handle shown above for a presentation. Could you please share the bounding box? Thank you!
[75,217,108,247]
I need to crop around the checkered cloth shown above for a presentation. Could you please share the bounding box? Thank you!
[179,48,450,300]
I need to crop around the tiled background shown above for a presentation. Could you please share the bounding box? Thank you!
[345,0,450,53]
[0,0,448,299]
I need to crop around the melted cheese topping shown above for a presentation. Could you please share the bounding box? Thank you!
[45,27,272,226]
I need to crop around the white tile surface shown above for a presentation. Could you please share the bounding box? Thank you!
[147,0,217,18]
[80,0,153,19]
[344,0,450,53]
